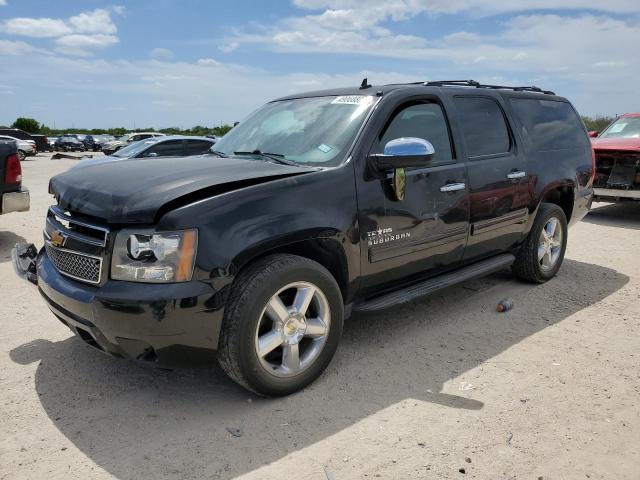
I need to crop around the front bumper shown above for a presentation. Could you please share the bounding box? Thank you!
[13,243,226,365]
[593,187,640,201]
[1,188,30,214]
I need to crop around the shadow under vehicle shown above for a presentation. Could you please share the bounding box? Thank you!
[9,259,628,479]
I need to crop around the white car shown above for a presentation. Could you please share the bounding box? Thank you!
[0,135,36,161]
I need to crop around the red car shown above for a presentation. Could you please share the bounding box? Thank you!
[589,113,640,202]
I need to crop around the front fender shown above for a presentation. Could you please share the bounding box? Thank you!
[157,165,360,295]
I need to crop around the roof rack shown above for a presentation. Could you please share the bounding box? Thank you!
[423,80,555,95]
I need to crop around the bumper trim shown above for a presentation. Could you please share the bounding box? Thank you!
[1,188,30,214]
[593,187,640,200]
[11,243,38,285]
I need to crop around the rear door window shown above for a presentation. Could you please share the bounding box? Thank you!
[508,98,588,151]
[140,140,184,157]
[454,97,511,158]
[185,140,214,156]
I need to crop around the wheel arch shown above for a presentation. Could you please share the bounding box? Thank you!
[230,231,353,303]
[540,183,574,222]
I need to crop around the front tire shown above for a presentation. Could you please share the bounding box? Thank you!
[218,254,344,396]
[512,203,568,283]
[17,150,26,161]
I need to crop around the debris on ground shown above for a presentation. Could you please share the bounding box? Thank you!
[497,298,515,312]
[225,427,243,437]
[50,153,94,160]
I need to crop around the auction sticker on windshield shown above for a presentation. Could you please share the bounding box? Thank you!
[331,95,373,105]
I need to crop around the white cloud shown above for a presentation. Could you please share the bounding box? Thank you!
[291,0,640,16]
[112,6,126,16]
[0,8,119,56]
[0,0,7,6]
[0,39,50,55]
[2,17,72,37]
[197,58,221,66]
[56,34,119,56]
[0,51,421,128]
[151,48,174,59]
[68,9,117,35]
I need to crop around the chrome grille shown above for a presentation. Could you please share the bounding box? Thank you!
[45,243,102,284]
[44,205,110,286]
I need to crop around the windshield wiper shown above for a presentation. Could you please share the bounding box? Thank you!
[233,150,301,167]
[210,150,228,157]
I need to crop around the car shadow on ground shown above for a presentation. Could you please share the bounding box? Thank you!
[583,202,640,230]
[10,259,628,479]
[0,230,26,264]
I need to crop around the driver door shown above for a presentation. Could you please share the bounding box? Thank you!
[356,97,470,295]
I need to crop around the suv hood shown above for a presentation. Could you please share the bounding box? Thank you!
[591,137,640,151]
[50,155,309,224]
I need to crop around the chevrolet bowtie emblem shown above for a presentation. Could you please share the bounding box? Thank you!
[50,230,66,248]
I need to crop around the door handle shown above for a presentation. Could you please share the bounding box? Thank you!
[507,171,526,179]
[440,183,466,193]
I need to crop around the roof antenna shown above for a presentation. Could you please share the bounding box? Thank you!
[360,77,372,89]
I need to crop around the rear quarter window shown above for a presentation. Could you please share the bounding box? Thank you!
[508,98,588,152]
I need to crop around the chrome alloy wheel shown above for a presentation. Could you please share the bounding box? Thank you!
[254,282,331,377]
[538,217,563,272]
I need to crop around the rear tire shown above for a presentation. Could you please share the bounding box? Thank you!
[512,203,568,283]
[218,254,344,396]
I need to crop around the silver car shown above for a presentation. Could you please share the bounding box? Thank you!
[0,135,36,161]
[101,132,165,155]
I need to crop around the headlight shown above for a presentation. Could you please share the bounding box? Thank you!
[111,229,198,283]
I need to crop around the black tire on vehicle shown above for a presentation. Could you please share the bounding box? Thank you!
[512,202,568,283]
[17,150,26,161]
[218,254,344,396]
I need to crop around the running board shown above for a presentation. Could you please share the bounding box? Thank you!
[354,253,515,312]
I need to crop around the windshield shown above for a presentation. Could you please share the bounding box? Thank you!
[117,135,131,142]
[213,95,377,166]
[600,117,640,139]
[112,139,158,157]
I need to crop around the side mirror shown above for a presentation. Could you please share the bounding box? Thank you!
[146,152,158,158]
[369,137,435,171]
[588,131,599,138]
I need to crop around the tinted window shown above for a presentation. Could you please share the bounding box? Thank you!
[140,140,183,157]
[509,98,588,151]
[133,134,152,141]
[185,139,214,155]
[380,102,453,165]
[454,97,511,158]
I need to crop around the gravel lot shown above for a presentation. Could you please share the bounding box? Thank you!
[1,152,639,479]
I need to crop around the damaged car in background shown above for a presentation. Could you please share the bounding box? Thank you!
[589,113,640,202]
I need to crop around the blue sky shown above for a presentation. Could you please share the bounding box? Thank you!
[0,1,639,128]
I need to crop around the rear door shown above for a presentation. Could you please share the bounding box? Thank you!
[356,94,469,295]
[452,95,530,261]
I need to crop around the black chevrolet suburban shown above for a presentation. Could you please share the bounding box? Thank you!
[13,80,594,396]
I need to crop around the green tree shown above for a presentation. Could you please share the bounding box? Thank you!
[581,115,615,134]
[11,117,41,133]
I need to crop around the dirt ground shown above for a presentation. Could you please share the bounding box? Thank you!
[1,152,639,480]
